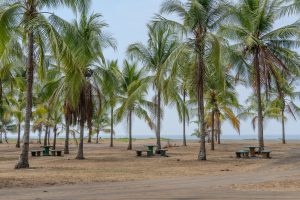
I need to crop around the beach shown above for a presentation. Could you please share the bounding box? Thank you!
[0,139,300,199]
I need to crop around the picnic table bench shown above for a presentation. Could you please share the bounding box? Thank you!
[136,149,152,157]
[50,149,63,156]
[158,149,168,156]
[236,150,249,158]
[260,150,272,158]
[31,150,43,157]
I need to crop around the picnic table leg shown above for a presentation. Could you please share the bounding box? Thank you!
[147,150,152,157]
[249,148,256,157]
[148,147,154,156]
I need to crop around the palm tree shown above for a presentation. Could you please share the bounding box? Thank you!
[9,92,25,148]
[93,111,111,144]
[159,0,230,160]
[0,0,90,169]
[238,95,281,134]
[116,61,155,150]
[220,0,300,148]
[127,24,179,150]
[97,60,120,147]
[51,11,115,159]
[271,78,300,144]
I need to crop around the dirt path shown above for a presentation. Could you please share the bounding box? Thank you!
[1,169,300,200]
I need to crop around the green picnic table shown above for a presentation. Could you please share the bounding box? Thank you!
[144,145,157,156]
[41,145,53,156]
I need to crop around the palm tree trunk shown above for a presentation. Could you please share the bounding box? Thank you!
[156,90,161,150]
[96,128,99,144]
[47,127,51,145]
[15,21,35,169]
[88,126,92,143]
[64,119,70,154]
[0,79,2,113]
[183,90,187,146]
[128,111,133,150]
[110,106,114,147]
[44,125,48,146]
[53,125,57,150]
[211,110,215,151]
[76,120,85,160]
[16,123,21,148]
[217,112,221,144]
[254,48,264,148]
[197,41,206,161]
[4,132,8,143]
[281,109,286,144]
[38,127,42,144]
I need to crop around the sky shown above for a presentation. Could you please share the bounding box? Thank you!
[52,0,300,140]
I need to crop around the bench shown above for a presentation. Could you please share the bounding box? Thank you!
[31,150,42,157]
[50,149,63,156]
[236,150,249,158]
[158,149,168,156]
[136,149,152,157]
[260,150,272,158]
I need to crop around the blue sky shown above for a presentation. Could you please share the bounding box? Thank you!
[53,1,300,140]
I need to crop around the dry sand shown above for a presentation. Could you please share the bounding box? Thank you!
[0,139,300,199]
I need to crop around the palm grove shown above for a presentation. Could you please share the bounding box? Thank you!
[0,0,299,168]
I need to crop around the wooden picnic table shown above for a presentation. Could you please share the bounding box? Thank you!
[40,145,53,156]
[144,145,157,156]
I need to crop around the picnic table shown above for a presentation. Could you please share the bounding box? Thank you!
[244,146,259,157]
[144,144,157,156]
[41,145,53,156]
[244,146,265,157]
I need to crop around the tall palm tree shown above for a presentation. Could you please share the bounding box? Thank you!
[159,0,230,160]
[51,11,115,159]
[127,24,179,150]
[116,61,155,150]
[0,0,90,169]
[238,94,281,132]
[220,0,300,148]
[271,78,300,144]
[97,60,120,147]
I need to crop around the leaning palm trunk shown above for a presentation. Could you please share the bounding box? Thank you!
[64,119,70,154]
[15,28,35,169]
[254,49,264,148]
[197,43,207,161]
[16,123,21,148]
[182,90,187,146]
[127,111,133,150]
[211,110,215,151]
[156,91,162,150]
[76,120,85,160]
[281,110,286,144]
[110,106,114,147]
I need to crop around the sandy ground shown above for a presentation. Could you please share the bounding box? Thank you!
[0,139,300,199]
